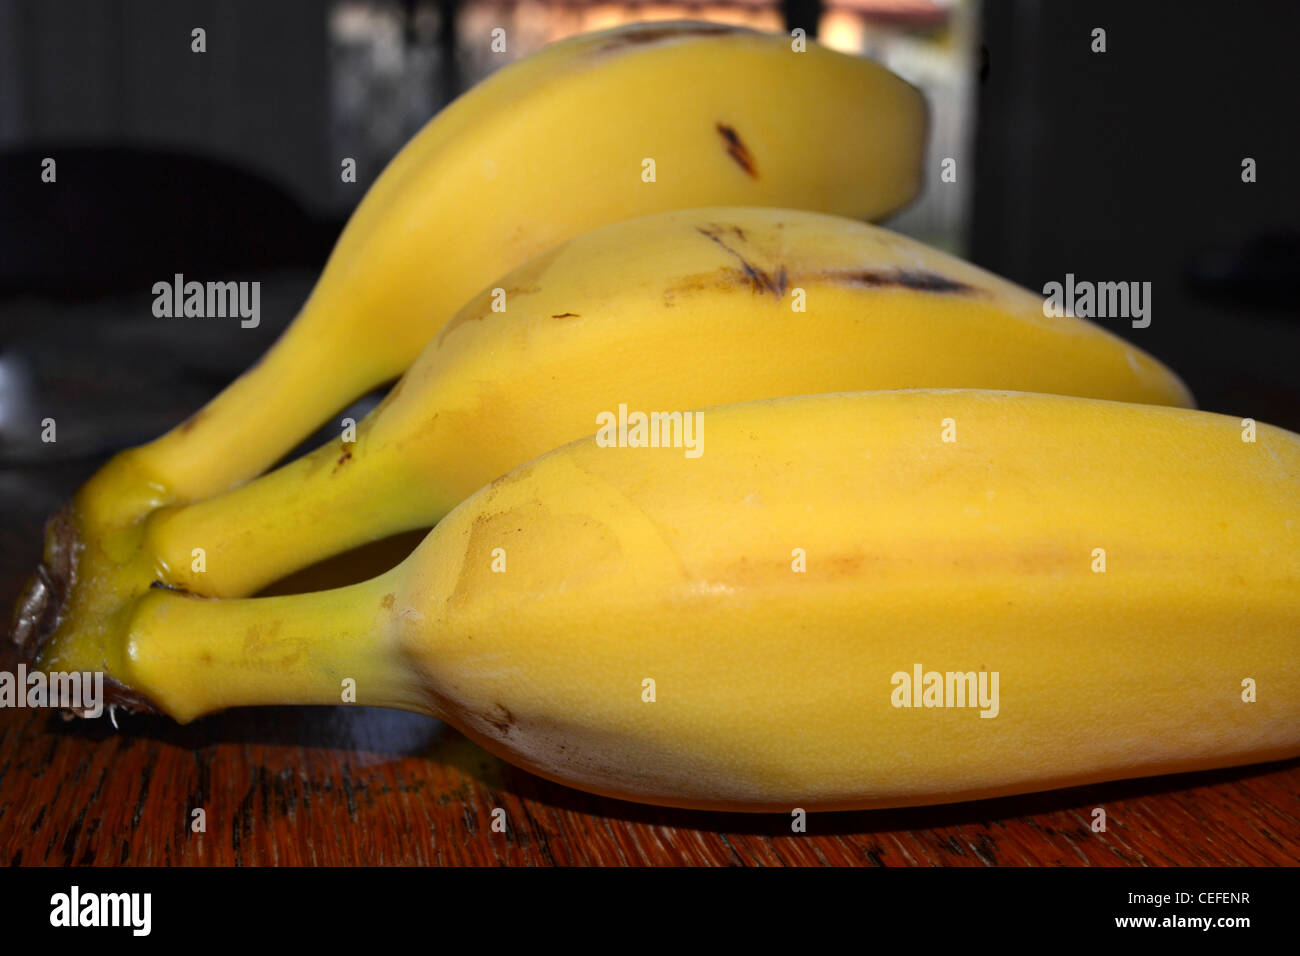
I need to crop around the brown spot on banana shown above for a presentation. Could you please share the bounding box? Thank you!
[694,226,786,297]
[824,269,977,294]
[148,580,192,596]
[550,312,580,318]
[715,123,759,178]
[486,702,516,735]
[665,262,981,303]
[484,461,534,493]
[176,410,203,434]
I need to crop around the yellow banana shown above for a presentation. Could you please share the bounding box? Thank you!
[102,390,1300,811]
[31,207,1192,676]
[67,20,926,540]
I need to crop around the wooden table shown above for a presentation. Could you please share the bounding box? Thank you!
[3,461,1297,866]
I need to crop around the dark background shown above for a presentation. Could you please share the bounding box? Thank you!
[972,0,1300,431]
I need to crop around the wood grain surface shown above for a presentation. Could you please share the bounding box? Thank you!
[2,461,1298,866]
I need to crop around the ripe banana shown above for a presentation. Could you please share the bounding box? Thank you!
[30,207,1193,676]
[99,390,1300,811]
[66,20,926,540]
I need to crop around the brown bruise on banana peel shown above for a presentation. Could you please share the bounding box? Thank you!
[148,579,193,597]
[694,225,787,297]
[691,217,977,299]
[674,226,980,303]
[830,269,975,295]
[715,123,758,178]
[486,702,516,735]
[444,490,624,615]
[692,226,979,298]
[175,408,204,434]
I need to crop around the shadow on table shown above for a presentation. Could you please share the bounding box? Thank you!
[45,702,1300,840]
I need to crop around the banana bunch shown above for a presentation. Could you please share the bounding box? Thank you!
[58,20,927,540]
[115,391,1300,810]
[31,205,1194,677]
[14,22,1298,814]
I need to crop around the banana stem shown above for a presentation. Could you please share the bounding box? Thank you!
[78,305,383,539]
[142,433,448,597]
[152,322,377,495]
[122,568,417,722]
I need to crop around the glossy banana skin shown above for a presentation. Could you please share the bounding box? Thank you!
[29,207,1192,678]
[121,390,1300,811]
[148,207,1193,596]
